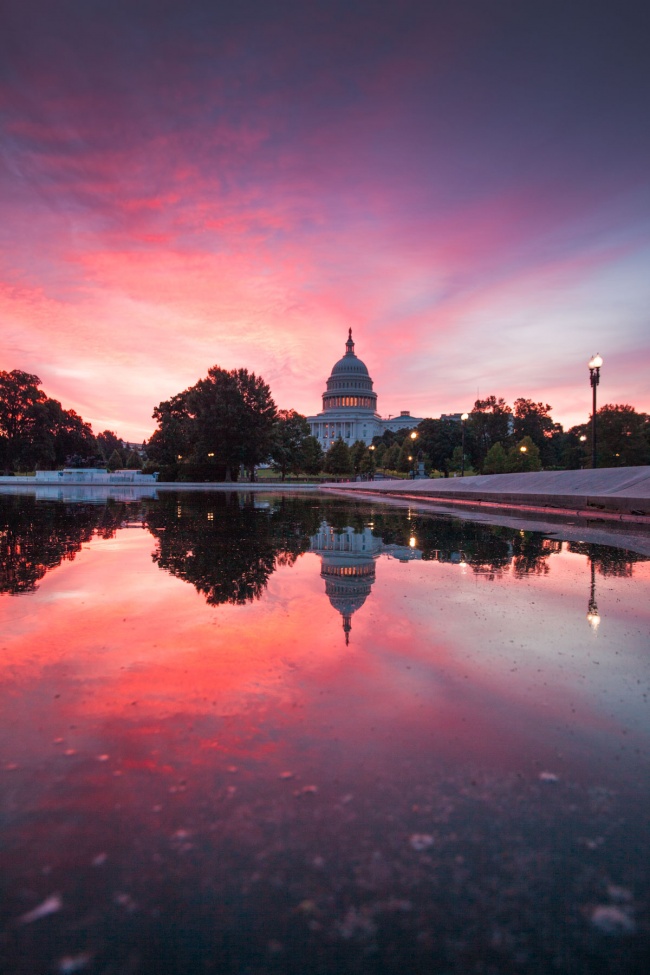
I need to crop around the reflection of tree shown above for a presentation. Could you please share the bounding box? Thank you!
[145,493,321,606]
[316,502,649,580]
[0,496,132,594]
[567,542,646,578]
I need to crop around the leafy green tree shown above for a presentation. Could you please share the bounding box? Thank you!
[513,398,559,465]
[147,391,192,469]
[416,417,467,475]
[506,436,542,472]
[470,396,512,469]
[97,430,125,464]
[397,439,417,473]
[373,442,386,466]
[382,442,400,470]
[187,367,276,481]
[447,445,464,473]
[107,449,124,471]
[324,437,353,475]
[349,439,368,475]
[359,448,376,476]
[595,405,650,467]
[483,442,508,474]
[0,370,47,469]
[126,451,143,470]
[300,436,324,475]
[271,409,311,480]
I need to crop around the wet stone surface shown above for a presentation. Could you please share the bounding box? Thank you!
[0,491,649,973]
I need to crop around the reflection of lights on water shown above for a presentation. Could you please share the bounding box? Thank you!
[207,512,214,521]
[587,608,601,628]
[409,536,416,548]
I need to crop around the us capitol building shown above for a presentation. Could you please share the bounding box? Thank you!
[307,329,423,449]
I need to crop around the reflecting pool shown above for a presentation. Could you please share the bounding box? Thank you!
[1,491,649,974]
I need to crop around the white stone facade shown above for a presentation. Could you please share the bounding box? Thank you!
[307,330,423,449]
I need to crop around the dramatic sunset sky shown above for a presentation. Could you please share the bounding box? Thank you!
[1,0,648,439]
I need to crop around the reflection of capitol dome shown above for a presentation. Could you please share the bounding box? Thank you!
[310,524,381,644]
[307,330,423,449]
[310,522,423,643]
[322,561,376,644]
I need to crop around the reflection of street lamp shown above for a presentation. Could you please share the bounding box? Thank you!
[461,412,469,476]
[588,354,603,468]
[587,554,600,628]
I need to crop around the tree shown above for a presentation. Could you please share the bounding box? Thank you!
[359,448,376,477]
[107,450,124,471]
[483,442,508,474]
[271,410,311,480]
[187,366,276,481]
[97,430,125,464]
[447,445,464,473]
[416,417,465,475]
[595,405,650,467]
[397,437,419,473]
[323,437,353,475]
[300,436,324,475]
[147,392,192,468]
[126,451,143,470]
[350,440,368,475]
[506,436,542,472]
[513,398,559,465]
[382,443,400,470]
[0,370,46,469]
[470,396,512,469]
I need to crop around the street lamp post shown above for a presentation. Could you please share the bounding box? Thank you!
[588,354,603,469]
[460,413,469,476]
[410,430,417,478]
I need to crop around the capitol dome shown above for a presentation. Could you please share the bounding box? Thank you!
[306,329,422,449]
[321,329,377,413]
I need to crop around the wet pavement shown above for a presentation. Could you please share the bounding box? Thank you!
[1,491,649,974]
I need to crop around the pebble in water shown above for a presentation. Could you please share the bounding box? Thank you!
[58,953,92,973]
[590,905,636,935]
[409,833,434,851]
[19,893,62,924]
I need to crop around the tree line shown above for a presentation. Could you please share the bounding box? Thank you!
[2,491,645,600]
[0,370,142,473]
[1,365,649,478]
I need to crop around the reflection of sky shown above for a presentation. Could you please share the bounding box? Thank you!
[1,526,649,790]
[1,2,649,437]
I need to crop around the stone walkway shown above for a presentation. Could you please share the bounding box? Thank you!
[323,466,650,524]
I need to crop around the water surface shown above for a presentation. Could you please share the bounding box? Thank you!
[1,491,649,974]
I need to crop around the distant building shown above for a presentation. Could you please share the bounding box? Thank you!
[307,330,424,450]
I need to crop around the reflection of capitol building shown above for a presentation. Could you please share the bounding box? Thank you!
[307,330,424,449]
[310,523,421,643]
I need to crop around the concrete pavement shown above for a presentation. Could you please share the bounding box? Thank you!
[322,466,650,524]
